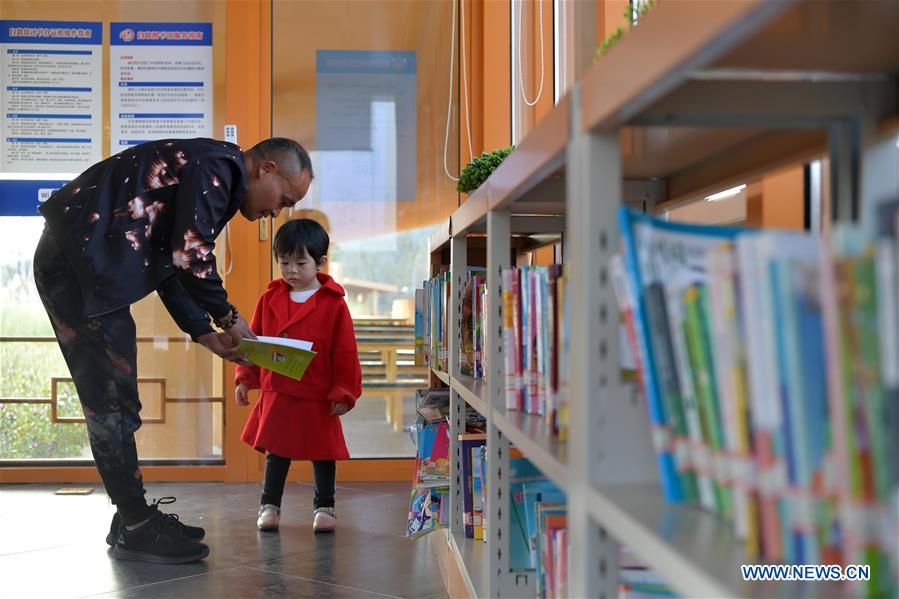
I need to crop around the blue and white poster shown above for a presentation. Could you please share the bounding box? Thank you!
[0,20,103,172]
[110,23,213,149]
[0,176,68,217]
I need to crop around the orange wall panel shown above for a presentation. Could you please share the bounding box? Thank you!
[482,0,512,152]
[603,0,631,40]
[760,165,805,229]
[746,166,805,230]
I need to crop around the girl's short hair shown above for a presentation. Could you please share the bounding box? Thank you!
[273,218,329,265]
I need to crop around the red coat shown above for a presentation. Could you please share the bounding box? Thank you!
[236,274,362,460]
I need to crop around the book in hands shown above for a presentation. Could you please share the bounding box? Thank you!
[235,336,316,382]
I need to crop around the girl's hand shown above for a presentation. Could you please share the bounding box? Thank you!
[235,383,250,406]
[330,401,351,416]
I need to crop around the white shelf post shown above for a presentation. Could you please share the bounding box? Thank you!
[566,82,658,597]
[449,234,468,536]
[485,208,532,597]
[564,83,618,599]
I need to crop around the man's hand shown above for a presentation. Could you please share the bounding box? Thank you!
[196,331,252,366]
[225,314,256,348]
[330,401,351,416]
[196,331,233,357]
[235,383,250,406]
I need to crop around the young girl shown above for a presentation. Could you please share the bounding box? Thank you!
[235,218,362,533]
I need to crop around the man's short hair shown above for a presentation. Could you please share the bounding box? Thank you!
[248,137,314,180]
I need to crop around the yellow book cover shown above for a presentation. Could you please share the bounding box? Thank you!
[236,336,316,382]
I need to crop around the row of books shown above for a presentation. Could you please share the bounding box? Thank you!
[414,268,489,378]
[460,268,488,378]
[407,389,452,538]
[406,485,448,539]
[413,419,450,489]
[502,263,637,433]
[486,448,676,599]
[509,455,568,599]
[415,270,450,372]
[617,204,899,595]
[460,433,487,540]
[407,388,485,539]
[619,547,676,598]
[502,266,569,438]
[455,420,675,598]
[508,454,671,598]
[406,416,449,538]
[411,416,568,596]
[416,261,639,446]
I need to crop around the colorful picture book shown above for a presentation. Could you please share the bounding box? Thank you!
[406,413,452,539]
[460,268,487,378]
[415,387,450,423]
[501,266,566,433]
[418,270,450,372]
[414,420,450,488]
[414,288,426,366]
[235,336,316,382]
[459,433,487,539]
[418,268,486,376]
[406,486,448,539]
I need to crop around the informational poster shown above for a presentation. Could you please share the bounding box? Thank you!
[0,20,102,172]
[314,50,416,244]
[110,23,212,149]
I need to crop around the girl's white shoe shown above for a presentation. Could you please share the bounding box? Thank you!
[312,507,336,533]
[257,504,281,531]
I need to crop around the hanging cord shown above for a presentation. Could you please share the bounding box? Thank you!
[517,0,545,107]
[443,0,475,182]
[442,0,459,181]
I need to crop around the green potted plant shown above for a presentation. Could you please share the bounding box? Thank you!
[457,146,515,194]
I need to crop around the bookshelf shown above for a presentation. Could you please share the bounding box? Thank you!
[491,406,569,492]
[449,530,489,599]
[450,367,569,490]
[426,1,899,597]
[450,373,488,416]
[431,367,450,387]
[584,484,844,598]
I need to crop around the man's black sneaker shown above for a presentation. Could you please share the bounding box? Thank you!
[106,497,205,546]
[112,510,209,564]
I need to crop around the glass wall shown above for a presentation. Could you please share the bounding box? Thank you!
[272,0,459,458]
[0,0,228,463]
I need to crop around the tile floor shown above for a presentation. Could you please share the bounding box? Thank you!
[0,481,447,598]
